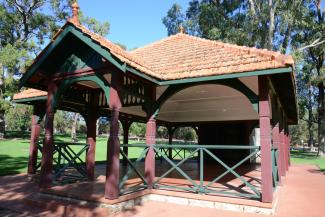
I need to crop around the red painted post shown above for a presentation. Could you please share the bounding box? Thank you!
[145,115,156,188]
[272,122,282,184]
[145,85,157,189]
[284,119,289,171]
[39,81,57,188]
[279,127,286,177]
[86,114,97,181]
[278,110,286,177]
[105,71,122,200]
[27,104,43,175]
[258,75,273,203]
[288,135,291,167]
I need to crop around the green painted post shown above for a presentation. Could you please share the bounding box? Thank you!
[199,148,204,193]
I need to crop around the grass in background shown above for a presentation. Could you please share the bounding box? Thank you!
[2,135,325,176]
[290,149,325,172]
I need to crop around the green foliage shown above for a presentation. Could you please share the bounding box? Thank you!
[5,104,32,131]
[163,0,324,148]
[0,0,110,137]
[130,122,146,137]
[162,3,185,36]
[114,42,127,50]
[54,110,73,134]
[79,11,110,37]
[174,127,197,141]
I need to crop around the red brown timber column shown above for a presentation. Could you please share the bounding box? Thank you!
[258,75,273,202]
[105,71,122,199]
[85,113,97,181]
[145,86,157,189]
[27,103,44,175]
[279,111,286,177]
[39,81,58,188]
[284,117,290,171]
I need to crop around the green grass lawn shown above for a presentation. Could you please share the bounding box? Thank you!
[290,149,325,172]
[0,135,187,176]
[1,136,325,176]
[0,135,150,176]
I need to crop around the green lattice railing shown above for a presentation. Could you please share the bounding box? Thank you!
[118,144,274,199]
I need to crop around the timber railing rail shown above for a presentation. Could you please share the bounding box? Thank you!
[119,144,262,199]
[36,141,89,181]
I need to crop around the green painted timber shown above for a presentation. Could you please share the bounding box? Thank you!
[119,147,148,189]
[12,96,47,103]
[20,26,73,87]
[20,24,126,88]
[158,67,292,85]
[121,143,261,199]
[53,75,110,110]
[205,149,260,189]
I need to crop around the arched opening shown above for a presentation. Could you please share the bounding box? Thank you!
[150,83,261,197]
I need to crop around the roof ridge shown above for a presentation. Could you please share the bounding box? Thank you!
[178,33,294,66]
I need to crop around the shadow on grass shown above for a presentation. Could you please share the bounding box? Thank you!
[0,154,28,176]
[290,150,319,160]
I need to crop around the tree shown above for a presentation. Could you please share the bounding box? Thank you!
[162,0,325,154]
[292,0,325,155]
[5,104,32,131]
[162,3,185,36]
[0,0,110,138]
[71,112,79,142]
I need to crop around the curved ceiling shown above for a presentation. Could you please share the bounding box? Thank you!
[157,84,258,123]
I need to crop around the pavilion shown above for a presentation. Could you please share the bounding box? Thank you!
[13,2,296,205]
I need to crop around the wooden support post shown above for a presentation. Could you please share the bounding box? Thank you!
[122,120,131,166]
[279,112,286,177]
[288,135,291,167]
[39,81,57,188]
[258,75,273,203]
[284,118,289,171]
[272,122,282,184]
[145,86,157,189]
[85,113,97,181]
[105,71,122,200]
[27,103,44,175]
[145,115,156,188]
[167,126,173,159]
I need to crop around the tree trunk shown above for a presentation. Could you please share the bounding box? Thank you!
[96,119,100,136]
[308,87,313,147]
[71,113,79,142]
[0,63,5,139]
[317,82,325,156]
[267,0,275,50]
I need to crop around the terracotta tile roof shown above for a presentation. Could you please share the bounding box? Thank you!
[18,20,294,100]
[13,88,47,100]
[130,33,294,80]
[26,20,294,82]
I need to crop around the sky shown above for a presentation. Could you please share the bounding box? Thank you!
[77,0,191,50]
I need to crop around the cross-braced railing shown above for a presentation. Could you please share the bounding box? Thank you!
[272,147,280,188]
[35,141,89,182]
[119,144,263,199]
